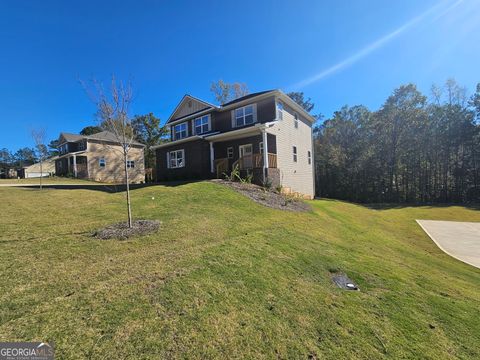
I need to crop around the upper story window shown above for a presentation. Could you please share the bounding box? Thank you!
[127,160,135,168]
[276,101,284,120]
[294,113,299,128]
[174,123,188,140]
[99,157,106,168]
[59,143,68,154]
[308,151,311,165]
[293,146,297,162]
[194,115,210,135]
[234,104,255,127]
[78,141,86,151]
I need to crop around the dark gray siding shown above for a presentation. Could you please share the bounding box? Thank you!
[156,139,211,181]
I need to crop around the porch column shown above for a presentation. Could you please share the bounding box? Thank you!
[73,154,77,178]
[209,142,215,173]
[262,129,268,181]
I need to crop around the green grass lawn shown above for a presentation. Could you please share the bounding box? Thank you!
[0,182,479,359]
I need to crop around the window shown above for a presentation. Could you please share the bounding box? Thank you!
[276,101,284,120]
[293,146,297,162]
[169,149,185,168]
[174,123,188,140]
[227,147,234,159]
[259,142,264,154]
[294,113,299,128]
[127,160,135,168]
[99,157,106,168]
[78,141,86,150]
[194,115,210,134]
[308,150,311,165]
[59,143,68,154]
[234,105,255,127]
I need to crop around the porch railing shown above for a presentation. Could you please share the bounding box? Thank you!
[233,153,277,171]
[215,158,229,178]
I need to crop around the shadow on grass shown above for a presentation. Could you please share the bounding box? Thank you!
[15,180,205,193]
[315,197,480,211]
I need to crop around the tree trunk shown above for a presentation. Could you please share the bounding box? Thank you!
[124,152,133,228]
[39,160,43,190]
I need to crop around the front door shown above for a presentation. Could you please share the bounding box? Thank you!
[239,144,253,169]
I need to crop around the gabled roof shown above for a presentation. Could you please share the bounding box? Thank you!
[221,90,275,107]
[59,132,84,142]
[166,89,317,126]
[59,131,145,147]
[167,94,217,124]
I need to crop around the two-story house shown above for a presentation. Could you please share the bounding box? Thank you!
[55,131,146,183]
[154,90,316,198]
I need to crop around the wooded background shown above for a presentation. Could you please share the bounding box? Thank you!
[313,80,480,203]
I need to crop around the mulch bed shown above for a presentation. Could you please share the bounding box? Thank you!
[214,180,311,212]
[93,220,161,240]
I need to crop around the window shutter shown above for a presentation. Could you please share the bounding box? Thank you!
[253,104,258,123]
[166,152,170,169]
[231,110,234,128]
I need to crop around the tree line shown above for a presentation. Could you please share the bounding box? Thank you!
[313,80,480,203]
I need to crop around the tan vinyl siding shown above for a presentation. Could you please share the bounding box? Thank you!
[87,141,145,183]
[267,101,314,198]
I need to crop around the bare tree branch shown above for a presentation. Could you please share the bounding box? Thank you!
[31,127,47,190]
[81,75,136,227]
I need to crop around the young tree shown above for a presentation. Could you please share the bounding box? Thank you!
[131,113,167,169]
[82,76,136,227]
[31,128,48,190]
[210,79,249,105]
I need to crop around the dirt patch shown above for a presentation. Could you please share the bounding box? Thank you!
[93,220,161,240]
[214,180,311,212]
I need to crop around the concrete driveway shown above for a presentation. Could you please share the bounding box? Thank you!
[417,220,480,269]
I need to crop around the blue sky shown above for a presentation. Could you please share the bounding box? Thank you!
[1,0,479,151]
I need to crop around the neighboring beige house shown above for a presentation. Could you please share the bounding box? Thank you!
[154,90,316,198]
[55,131,145,183]
[20,157,57,178]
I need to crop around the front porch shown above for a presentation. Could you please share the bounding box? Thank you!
[56,152,88,178]
[207,125,278,185]
[214,152,277,178]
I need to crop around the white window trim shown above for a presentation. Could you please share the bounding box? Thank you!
[127,160,135,169]
[231,104,257,128]
[259,141,264,154]
[168,149,185,169]
[227,147,234,159]
[173,122,188,140]
[192,114,211,135]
